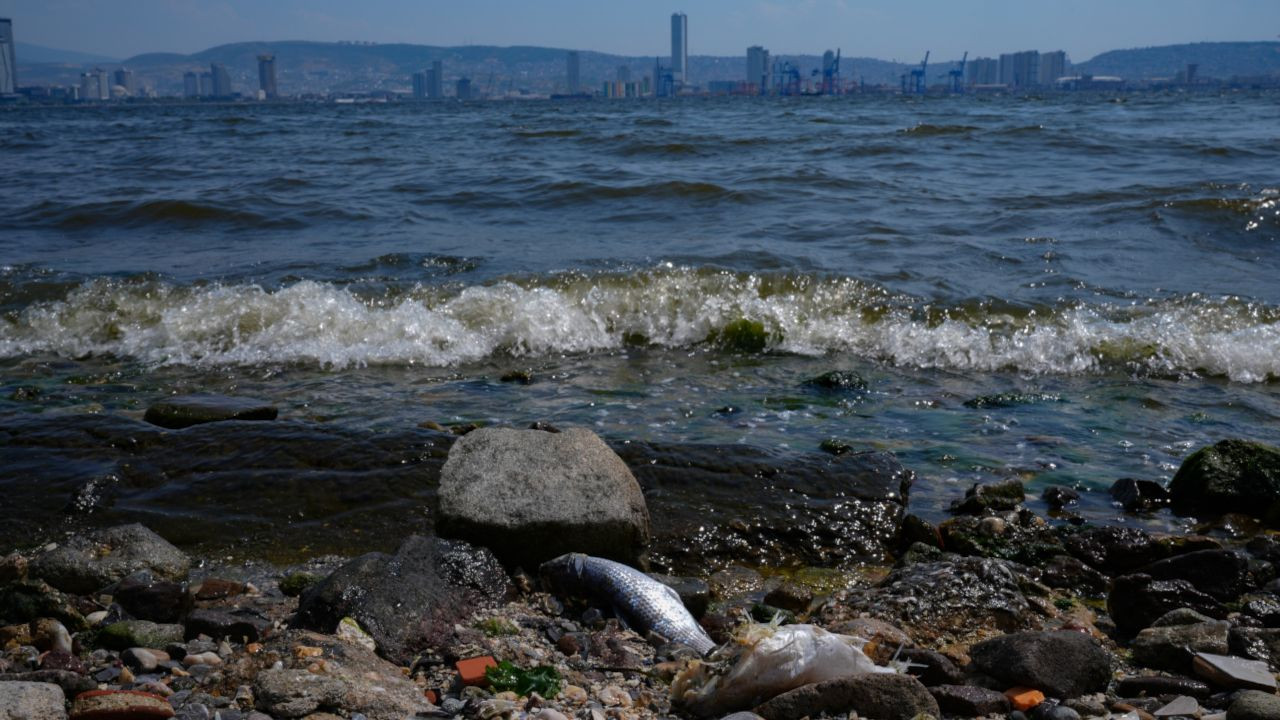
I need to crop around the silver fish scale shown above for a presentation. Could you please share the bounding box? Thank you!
[565,554,716,655]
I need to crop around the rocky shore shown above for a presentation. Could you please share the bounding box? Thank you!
[5,396,1280,720]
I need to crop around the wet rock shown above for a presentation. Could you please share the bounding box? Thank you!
[898,648,964,687]
[616,441,912,572]
[1107,574,1227,634]
[836,557,1034,647]
[1111,478,1171,513]
[940,512,1066,565]
[1152,696,1200,717]
[1035,703,1082,720]
[114,571,189,623]
[801,370,867,392]
[762,581,813,614]
[1131,619,1230,672]
[30,617,73,653]
[278,572,321,598]
[294,535,510,665]
[98,620,186,650]
[929,684,1011,716]
[1170,440,1280,524]
[1193,652,1277,692]
[1116,675,1212,700]
[189,578,246,601]
[184,608,271,643]
[122,647,160,672]
[0,581,87,629]
[39,650,86,674]
[70,689,175,720]
[143,395,278,430]
[1228,690,1280,720]
[896,514,943,550]
[1139,550,1257,601]
[438,427,651,568]
[828,617,912,649]
[648,574,710,618]
[30,524,191,594]
[1062,526,1169,574]
[0,681,66,720]
[1230,626,1280,670]
[1240,594,1280,627]
[254,668,345,717]
[267,630,431,720]
[708,565,765,601]
[1040,554,1110,597]
[963,392,1062,409]
[753,673,939,720]
[1043,485,1081,509]
[951,480,1026,515]
[969,631,1112,698]
[0,669,96,697]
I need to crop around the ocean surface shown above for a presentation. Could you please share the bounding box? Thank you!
[2,93,1279,563]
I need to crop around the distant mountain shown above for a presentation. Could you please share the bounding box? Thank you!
[15,42,118,65]
[1075,41,1280,80]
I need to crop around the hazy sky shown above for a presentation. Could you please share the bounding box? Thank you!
[3,0,1276,63]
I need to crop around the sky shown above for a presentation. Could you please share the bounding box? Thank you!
[2,0,1276,63]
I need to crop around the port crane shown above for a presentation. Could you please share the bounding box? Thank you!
[909,51,930,94]
[949,51,968,93]
[775,60,801,96]
[819,48,841,95]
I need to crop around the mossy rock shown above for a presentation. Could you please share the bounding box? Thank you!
[1170,439,1280,525]
[708,319,770,353]
[279,571,322,597]
[98,620,184,650]
[819,438,854,456]
[803,370,868,392]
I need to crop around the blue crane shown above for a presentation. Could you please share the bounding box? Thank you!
[909,51,930,94]
[949,51,968,94]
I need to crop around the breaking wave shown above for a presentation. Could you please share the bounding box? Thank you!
[2,266,1278,382]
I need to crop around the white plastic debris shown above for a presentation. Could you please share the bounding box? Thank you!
[671,619,895,716]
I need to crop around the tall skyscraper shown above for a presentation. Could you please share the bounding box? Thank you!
[79,68,109,101]
[184,71,200,98]
[670,13,687,86]
[1039,50,1067,86]
[257,54,278,99]
[0,18,17,95]
[746,46,769,95]
[566,51,580,94]
[999,51,1040,89]
[429,60,443,99]
[967,57,998,85]
[113,68,134,96]
[412,71,428,99]
[210,62,232,98]
[455,77,471,100]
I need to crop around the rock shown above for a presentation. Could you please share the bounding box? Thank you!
[189,578,246,601]
[1228,690,1280,720]
[1107,574,1227,634]
[30,618,73,653]
[1117,675,1212,700]
[143,395,278,429]
[1241,594,1280,627]
[1170,440,1280,523]
[1131,620,1231,672]
[801,370,867,392]
[1035,703,1081,720]
[334,617,376,652]
[1040,555,1110,597]
[30,524,191,594]
[122,648,159,672]
[754,673,939,720]
[98,621,186,650]
[1231,627,1280,670]
[969,631,1112,698]
[1139,550,1257,601]
[113,571,188,623]
[254,668,345,718]
[719,714,765,720]
[181,652,223,667]
[898,648,964,687]
[438,427,651,568]
[1043,485,1081,509]
[184,608,271,643]
[951,480,1026,514]
[1111,479,1171,513]
[278,572,321,598]
[264,630,431,720]
[708,565,765,600]
[0,681,66,720]
[1153,608,1217,627]
[294,535,510,665]
[1062,526,1169,574]
[0,581,87,629]
[69,689,175,720]
[40,650,86,674]
[762,582,814,614]
[1154,696,1200,717]
[929,684,1011,716]
[0,670,96,697]
[1193,652,1278,692]
[836,557,1034,647]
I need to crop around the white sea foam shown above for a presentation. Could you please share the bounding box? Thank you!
[2,270,1278,382]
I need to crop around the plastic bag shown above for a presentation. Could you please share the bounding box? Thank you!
[671,620,895,716]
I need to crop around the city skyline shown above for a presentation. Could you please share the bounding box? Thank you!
[2,0,1276,66]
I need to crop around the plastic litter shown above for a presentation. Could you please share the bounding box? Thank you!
[671,618,897,716]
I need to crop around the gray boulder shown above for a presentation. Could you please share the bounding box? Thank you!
[1131,619,1230,672]
[929,685,1011,716]
[969,630,1112,698]
[438,427,651,568]
[1170,439,1280,524]
[29,524,191,594]
[754,673,939,720]
[0,681,66,720]
[1229,690,1280,720]
[255,668,346,717]
[144,394,278,429]
[294,534,510,665]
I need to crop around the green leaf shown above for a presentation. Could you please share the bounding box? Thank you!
[485,660,562,697]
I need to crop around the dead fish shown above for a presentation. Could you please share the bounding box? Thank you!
[540,553,715,655]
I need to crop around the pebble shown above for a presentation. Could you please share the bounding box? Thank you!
[182,652,223,667]
[560,685,589,704]
[122,647,159,672]
[598,685,632,708]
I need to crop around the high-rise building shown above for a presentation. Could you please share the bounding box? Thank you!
[566,51,580,94]
[429,60,443,99]
[412,71,428,99]
[746,46,769,95]
[113,68,134,96]
[670,12,687,86]
[1039,50,1067,86]
[0,18,17,95]
[257,54,278,99]
[200,72,212,96]
[79,68,109,101]
[183,71,200,98]
[967,57,998,85]
[455,77,471,100]
[999,50,1040,89]
[210,62,232,98]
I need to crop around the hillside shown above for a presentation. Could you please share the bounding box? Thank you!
[1075,41,1280,80]
[14,42,118,65]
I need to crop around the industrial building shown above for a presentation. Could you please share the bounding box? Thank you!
[746,46,769,95]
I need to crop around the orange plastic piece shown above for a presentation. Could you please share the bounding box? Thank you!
[425,689,439,704]
[456,655,497,686]
[1004,687,1045,711]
